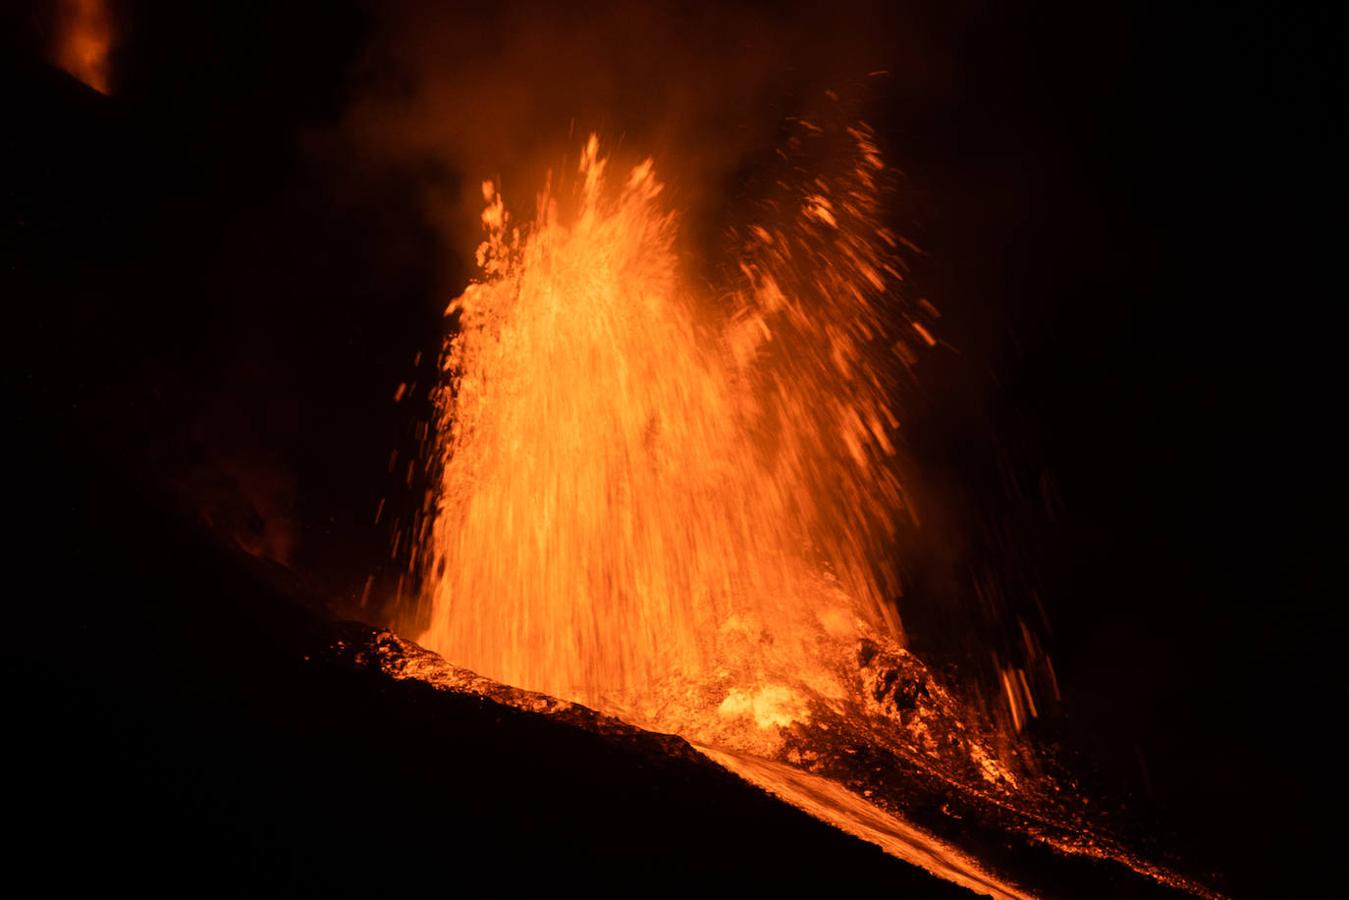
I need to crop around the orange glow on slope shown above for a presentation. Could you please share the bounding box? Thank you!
[413,125,926,742]
[54,0,114,95]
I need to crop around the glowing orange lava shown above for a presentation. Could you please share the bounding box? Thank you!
[54,0,113,95]
[413,125,927,742]
[399,124,1219,899]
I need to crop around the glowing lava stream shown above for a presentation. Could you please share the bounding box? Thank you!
[697,745,1028,900]
[412,128,921,750]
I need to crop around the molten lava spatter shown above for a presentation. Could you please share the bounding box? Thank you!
[413,125,921,743]
[401,120,1217,897]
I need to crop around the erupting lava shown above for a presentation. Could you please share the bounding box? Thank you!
[396,119,1215,898]
[412,123,924,742]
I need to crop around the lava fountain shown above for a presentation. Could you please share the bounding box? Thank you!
[397,118,1213,897]
[411,122,928,741]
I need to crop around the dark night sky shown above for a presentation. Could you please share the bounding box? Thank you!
[3,2,1340,895]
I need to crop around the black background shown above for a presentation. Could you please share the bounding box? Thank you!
[3,2,1339,895]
